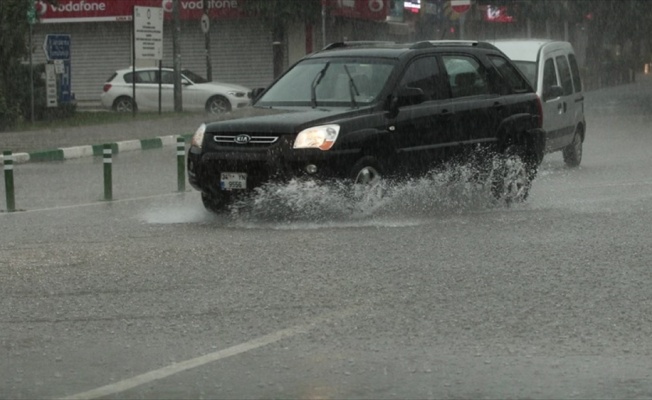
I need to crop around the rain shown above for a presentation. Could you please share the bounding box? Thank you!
[2,0,652,399]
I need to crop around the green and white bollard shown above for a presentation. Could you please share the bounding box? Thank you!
[3,151,15,212]
[177,136,186,192]
[103,144,112,201]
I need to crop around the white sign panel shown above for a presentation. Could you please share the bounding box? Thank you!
[134,6,164,60]
[45,64,58,108]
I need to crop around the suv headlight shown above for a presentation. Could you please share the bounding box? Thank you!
[191,123,206,149]
[293,124,340,151]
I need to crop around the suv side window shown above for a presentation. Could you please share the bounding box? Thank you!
[556,55,574,96]
[542,58,558,98]
[442,55,489,98]
[398,56,449,101]
[487,54,531,93]
[568,53,582,93]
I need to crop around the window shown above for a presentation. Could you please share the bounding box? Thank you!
[542,58,558,95]
[398,56,449,101]
[556,55,574,96]
[488,55,531,93]
[442,55,489,98]
[124,71,156,84]
[568,54,582,93]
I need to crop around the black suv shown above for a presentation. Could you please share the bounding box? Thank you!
[188,41,545,213]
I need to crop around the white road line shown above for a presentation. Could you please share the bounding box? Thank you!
[0,193,186,215]
[58,306,360,400]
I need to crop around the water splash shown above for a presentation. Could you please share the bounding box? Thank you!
[226,156,517,223]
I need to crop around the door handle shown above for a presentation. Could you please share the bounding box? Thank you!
[441,109,453,119]
[492,102,505,111]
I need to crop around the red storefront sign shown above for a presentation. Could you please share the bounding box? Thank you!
[35,0,243,23]
[324,0,389,21]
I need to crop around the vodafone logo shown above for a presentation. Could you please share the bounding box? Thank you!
[368,0,384,12]
[35,1,48,15]
[162,0,173,13]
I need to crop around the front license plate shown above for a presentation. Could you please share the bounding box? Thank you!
[220,172,247,190]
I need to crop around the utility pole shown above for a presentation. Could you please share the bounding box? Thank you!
[172,0,183,112]
[203,0,212,81]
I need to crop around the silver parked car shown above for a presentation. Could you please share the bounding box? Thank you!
[492,39,586,167]
[100,67,251,114]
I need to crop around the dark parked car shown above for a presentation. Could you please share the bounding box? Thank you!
[187,40,546,213]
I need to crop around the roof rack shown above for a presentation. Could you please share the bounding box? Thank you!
[410,40,497,50]
[321,41,397,51]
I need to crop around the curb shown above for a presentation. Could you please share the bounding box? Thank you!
[1,133,193,164]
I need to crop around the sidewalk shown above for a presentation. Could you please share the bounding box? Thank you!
[0,112,210,163]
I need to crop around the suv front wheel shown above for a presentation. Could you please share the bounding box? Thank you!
[350,156,385,211]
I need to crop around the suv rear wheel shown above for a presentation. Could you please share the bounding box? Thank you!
[491,145,534,204]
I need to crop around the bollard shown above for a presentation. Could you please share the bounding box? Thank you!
[103,144,112,201]
[3,151,16,212]
[177,136,186,192]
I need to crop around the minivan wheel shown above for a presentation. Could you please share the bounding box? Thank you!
[206,96,231,114]
[350,157,384,211]
[201,192,230,214]
[491,145,533,204]
[563,129,583,168]
[113,96,135,112]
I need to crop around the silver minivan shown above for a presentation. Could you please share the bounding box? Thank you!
[492,40,585,167]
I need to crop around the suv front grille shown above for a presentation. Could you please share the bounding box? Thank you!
[213,134,279,147]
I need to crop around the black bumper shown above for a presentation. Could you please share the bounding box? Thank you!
[187,146,360,195]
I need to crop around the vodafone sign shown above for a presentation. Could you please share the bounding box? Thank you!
[36,0,389,23]
[36,0,243,23]
[327,0,389,21]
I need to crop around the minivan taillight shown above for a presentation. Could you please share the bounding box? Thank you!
[103,83,112,92]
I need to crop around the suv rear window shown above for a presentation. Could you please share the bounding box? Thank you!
[442,55,489,98]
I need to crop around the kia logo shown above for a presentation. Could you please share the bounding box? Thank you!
[234,134,251,144]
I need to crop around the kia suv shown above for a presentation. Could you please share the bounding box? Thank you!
[187,41,545,213]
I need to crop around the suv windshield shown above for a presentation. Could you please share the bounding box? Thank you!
[256,57,396,108]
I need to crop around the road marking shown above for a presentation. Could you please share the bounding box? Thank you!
[0,193,185,215]
[58,306,360,400]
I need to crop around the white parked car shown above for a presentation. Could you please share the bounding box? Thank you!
[492,40,585,167]
[100,67,251,114]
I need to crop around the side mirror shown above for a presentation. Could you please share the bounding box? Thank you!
[543,85,563,101]
[389,86,425,116]
[250,87,265,101]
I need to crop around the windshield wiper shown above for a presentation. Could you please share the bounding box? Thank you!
[310,62,330,108]
[343,65,359,109]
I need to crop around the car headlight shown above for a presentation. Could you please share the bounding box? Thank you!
[191,123,206,149]
[293,124,340,151]
[227,91,246,98]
